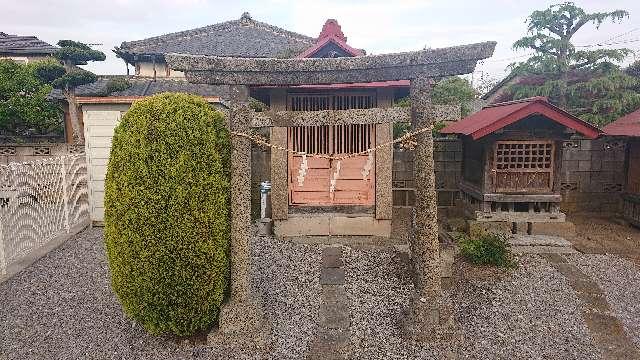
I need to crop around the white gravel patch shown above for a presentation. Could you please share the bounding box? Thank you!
[567,254,640,348]
[343,248,602,360]
[0,229,321,360]
[455,255,601,360]
[251,234,322,360]
[343,246,445,359]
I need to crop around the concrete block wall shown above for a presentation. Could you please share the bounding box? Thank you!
[0,143,82,164]
[558,138,627,213]
[392,138,462,208]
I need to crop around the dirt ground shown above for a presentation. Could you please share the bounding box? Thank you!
[567,214,640,261]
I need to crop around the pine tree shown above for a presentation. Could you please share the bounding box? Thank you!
[34,40,105,143]
[509,2,640,125]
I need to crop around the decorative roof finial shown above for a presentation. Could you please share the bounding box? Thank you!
[319,19,347,42]
[240,12,252,24]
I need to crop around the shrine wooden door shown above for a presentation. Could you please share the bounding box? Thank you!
[288,124,376,206]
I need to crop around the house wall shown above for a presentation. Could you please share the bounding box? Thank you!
[81,103,130,223]
[558,137,627,213]
[0,54,51,64]
[136,61,185,78]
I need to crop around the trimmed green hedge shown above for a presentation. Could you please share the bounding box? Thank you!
[104,93,230,336]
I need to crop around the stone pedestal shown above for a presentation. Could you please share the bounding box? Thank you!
[208,298,272,350]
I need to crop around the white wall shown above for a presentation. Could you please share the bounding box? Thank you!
[82,104,131,223]
[136,61,185,78]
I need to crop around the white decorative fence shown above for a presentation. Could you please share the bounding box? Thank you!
[0,155,90,280]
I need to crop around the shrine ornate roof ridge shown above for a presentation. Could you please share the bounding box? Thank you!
[165,41,497,73]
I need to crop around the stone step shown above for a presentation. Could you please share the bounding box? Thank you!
[511,245,578,254]
[509,234,573,247]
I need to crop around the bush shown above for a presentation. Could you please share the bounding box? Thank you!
[104,93,231,336]
[457,231,515,268]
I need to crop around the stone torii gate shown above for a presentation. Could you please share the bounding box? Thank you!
[166,41,495,342]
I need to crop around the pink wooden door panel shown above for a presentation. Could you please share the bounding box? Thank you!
[288,124,375,206]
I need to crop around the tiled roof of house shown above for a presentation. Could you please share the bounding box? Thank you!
[603,108,640,137]
[0,32,57,55]
[114,12,315,62]
[441,97,601,140]
[50,76,229,101]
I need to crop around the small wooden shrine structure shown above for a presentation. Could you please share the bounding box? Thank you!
[604,108,640,227]
[442,97,600,224]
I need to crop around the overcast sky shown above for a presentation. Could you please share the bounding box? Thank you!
[2,0,639,84]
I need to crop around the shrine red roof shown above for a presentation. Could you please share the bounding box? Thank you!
[603,108,640,137]
[441,97,601,140]
[297,19,364,58]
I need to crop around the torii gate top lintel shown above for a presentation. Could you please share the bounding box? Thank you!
[165,41,496,86]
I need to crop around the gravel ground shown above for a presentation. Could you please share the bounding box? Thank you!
[3,228,634,360]
[343,246,446,359]
[251,234,322,359]
[0,229,321,360]
[343,247,603,360]
[454,255,601,360]
[568,254,640,349]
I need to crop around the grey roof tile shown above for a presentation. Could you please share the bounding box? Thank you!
[115,13,315,59]
[0,32,57,55]
[69,76,229,99]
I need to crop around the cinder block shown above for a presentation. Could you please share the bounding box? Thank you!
[578,160,591,171]
[562,160,580,172]
[602,161,624,171]
[565,150,591,161]
[580,140,593,151]
[590,172,613,183]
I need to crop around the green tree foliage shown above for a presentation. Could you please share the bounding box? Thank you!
[33,40,106,143]
[104,93,231,336]
[393,76,477,138]
[509,2,640,126]
[0,59,63,138]
[104,77,132,95]
[431,76,478,116]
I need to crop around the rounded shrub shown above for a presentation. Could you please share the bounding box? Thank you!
[104,93,230,336]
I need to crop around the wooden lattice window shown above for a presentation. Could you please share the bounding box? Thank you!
[493,141,555,193]
[287,92,377,111]
[289,124,375,155]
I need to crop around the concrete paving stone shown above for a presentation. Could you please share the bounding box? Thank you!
[320,268,345,285]
[509,234,573,247]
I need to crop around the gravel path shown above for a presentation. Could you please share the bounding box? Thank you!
[568,254,640,349]
[0,229,321,360]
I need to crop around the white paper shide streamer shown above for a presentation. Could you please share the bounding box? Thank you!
[361,152,374,180]
[297,153,308,187]
[329,160,342,194]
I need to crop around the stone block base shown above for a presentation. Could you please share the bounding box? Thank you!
[466,220,576,238]
[208,299,272,350]
[402,293,462,347]
[274,213,391,237]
